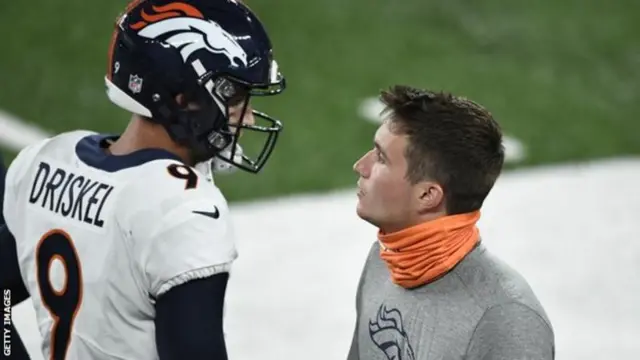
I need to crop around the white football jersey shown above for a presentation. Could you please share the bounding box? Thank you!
[3,130,237,360]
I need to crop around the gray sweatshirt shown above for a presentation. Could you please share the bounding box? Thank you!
[347,241,554,360]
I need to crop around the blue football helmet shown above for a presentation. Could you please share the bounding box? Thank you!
[105,0,285,173]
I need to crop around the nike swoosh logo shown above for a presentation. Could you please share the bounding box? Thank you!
[192,207,220,219]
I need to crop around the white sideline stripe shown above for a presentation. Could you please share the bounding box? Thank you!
[357,96,527,163]
[0,110,51,152]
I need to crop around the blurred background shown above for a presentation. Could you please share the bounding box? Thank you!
[3,0,640,359]
[2,0,639,201]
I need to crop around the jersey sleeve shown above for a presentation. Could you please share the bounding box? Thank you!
[121,162,238,298]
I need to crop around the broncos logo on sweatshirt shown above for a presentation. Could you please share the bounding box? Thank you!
[369,303,416,360]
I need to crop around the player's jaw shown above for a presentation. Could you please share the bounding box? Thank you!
[180,98,255,165]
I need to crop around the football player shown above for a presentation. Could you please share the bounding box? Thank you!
[0,0,285,359]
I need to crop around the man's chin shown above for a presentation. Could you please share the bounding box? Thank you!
[355,202,375,225]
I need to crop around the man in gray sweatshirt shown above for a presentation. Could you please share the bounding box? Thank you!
[347,85,554,360]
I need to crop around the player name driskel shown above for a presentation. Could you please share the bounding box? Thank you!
[28,161,115,228]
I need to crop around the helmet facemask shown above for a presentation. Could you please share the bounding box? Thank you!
[189,61,285,174]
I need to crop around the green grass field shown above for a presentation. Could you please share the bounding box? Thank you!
[2,0,639,202]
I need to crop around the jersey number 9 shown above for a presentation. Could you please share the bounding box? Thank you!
[167,163,198,190]
[36,229,83,360]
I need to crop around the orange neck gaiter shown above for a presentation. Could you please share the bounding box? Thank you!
[377,210,481,289]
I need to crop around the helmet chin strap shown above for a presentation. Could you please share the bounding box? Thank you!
[212,143,244,173]
[194,143,244,182]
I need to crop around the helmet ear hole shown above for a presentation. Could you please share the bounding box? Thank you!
[176,89,208,111]
[174,94,187,108]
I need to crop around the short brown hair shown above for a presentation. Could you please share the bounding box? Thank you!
[380,85,505,215]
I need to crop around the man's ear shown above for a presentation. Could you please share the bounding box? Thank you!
[415,181,445,214]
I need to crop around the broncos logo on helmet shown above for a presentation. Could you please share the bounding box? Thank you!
[129,3,248,68]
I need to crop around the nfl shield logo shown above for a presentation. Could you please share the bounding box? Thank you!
[128,74,143,94]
